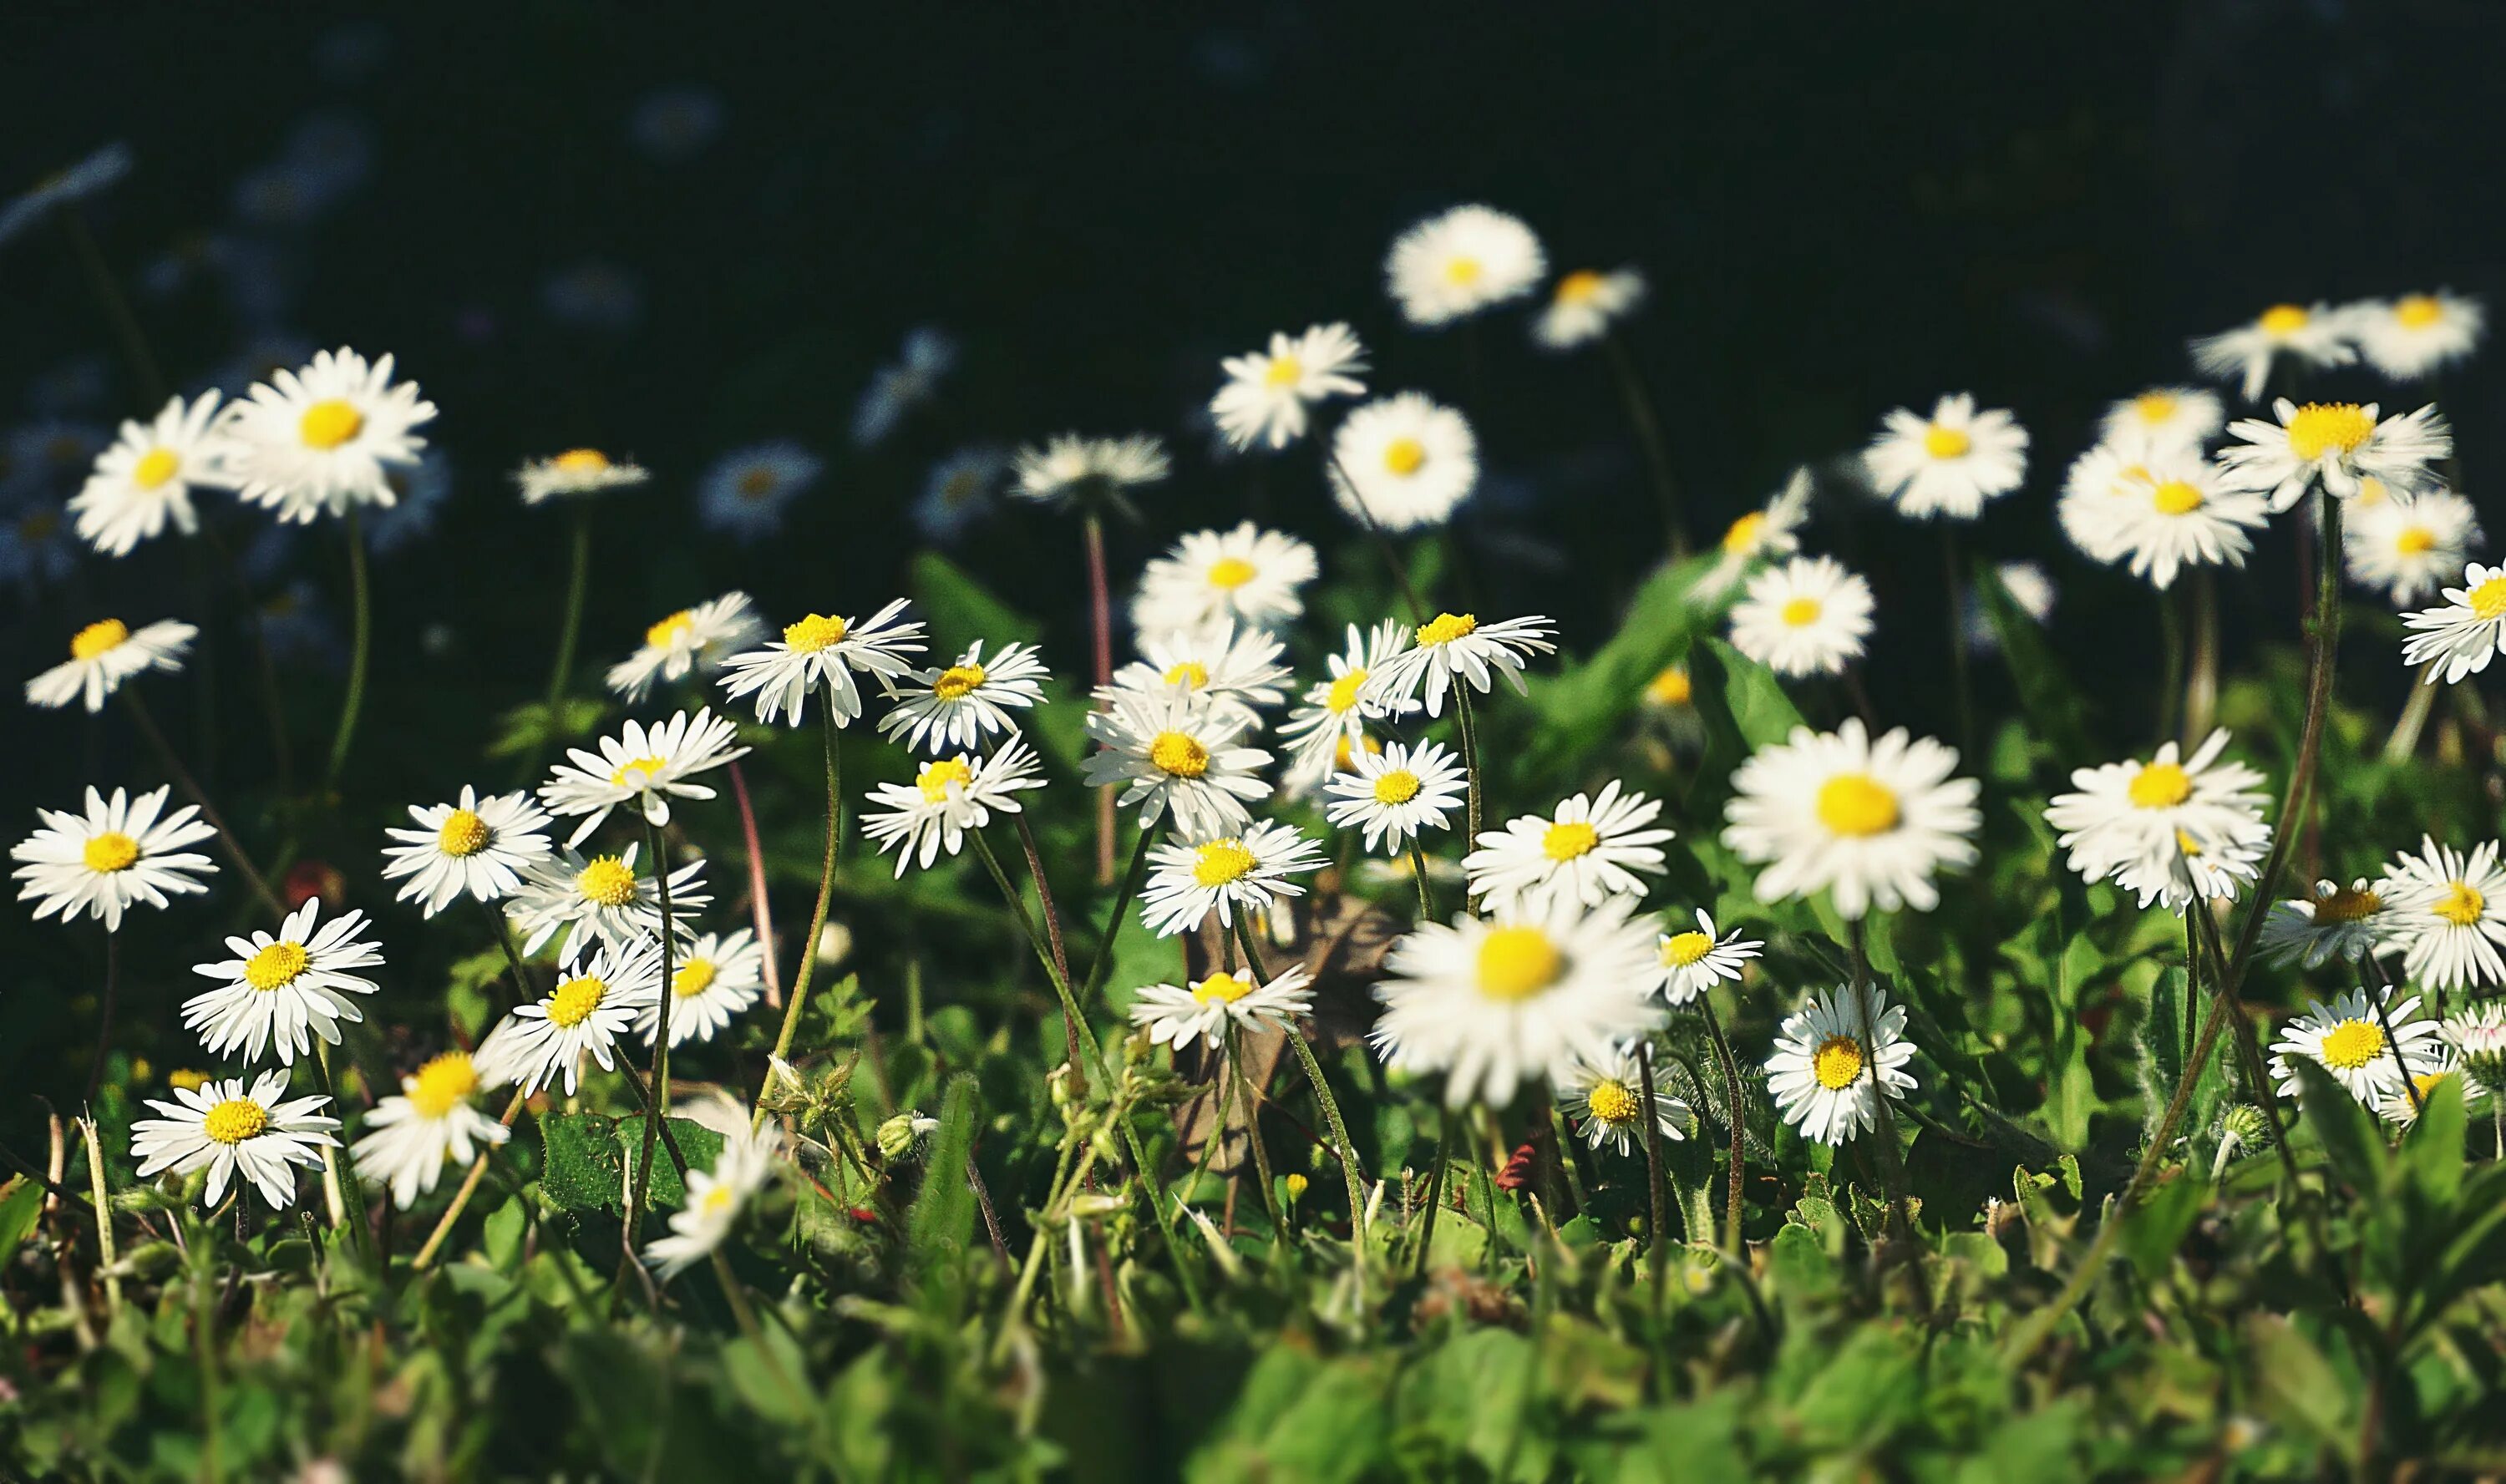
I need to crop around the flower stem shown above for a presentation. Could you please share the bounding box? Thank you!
[1083,511,1117,885]
[1697,994,1748,1252]
[2183,569,2219,747]
[1226,1026,1286,1240]
[1327,451,1428,622]
[323,509,372,795]
[754,694,843,1132]
[1414,1107,1454,1277]
[1599,327,1687,559]
[1941,528,1974,758]
[1636,1043,1672,1309]
[79,1116,120,1318]
[974,829,1102,1081]
[726,759,783,1008]
[1454,687,1485,912]
[122,691,284,919]
[2384,677,2440,763]
[522,508,592,782]
[1233,920,1367,1257]
[198,519,293,794]
[1406,840,1438,921]
[1012,813,1083,1080]
[1079,826,1158,1007]
[412,1087,529,1270]
[59,206,166,405]
[628,818,679,1240]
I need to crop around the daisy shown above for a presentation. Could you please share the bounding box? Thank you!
[1277,620,1416,793]
[2259,878,2393,970]
[2216,398,2452,513]
[1558,1046,1688,1155]
[0,499,79,595]
[2189,303,2356,402]
[877,641,1049,754]
[644,1123,782,1279]
[1362,610,1556,719]
[1327,392,1477,532]
[381,786,555,916]
[1727,555,1874,677]
[2379,837,2506,993]
[473,936,664,1097]
[1463,781,1673,914]
[914,446,1004,545]
[2058,443,2162,565]
[2377,1053,2482,1128]
[1648,908,1762,1005]
[2344,291,2484,382]
[1129,965,1315,1055]
[1210,323,1367,451]
[1107,622,1290,729]
[183,898,383,1065]
[2443,1004,2506,1094]
[697,441,819,541]
[216,347,435,523]
[2042,731,2270,910]
[1534,267,1647,351]
[2098,386,2225,459]
[861,741,1046,877]
[505,842,708,959]
[1138,820,1327,938]
[13,785,216,931]
[1082,691,1273,839]
[2270,988,2443,1104]
[2345,489,2480,606]
[129,1071,338,1210]
[850,326,955,449]
[1862,393,2029,521]
[1322,737,1468,854]
[1696,468,1812,599]
[1129,522,1320,636]
[1385,205,1545,327]
[2108,457,2270,590]
[631,928,766,1048]
[2400,563,2506,685]
[351,1051,510,1207]
[1764,985,1917,1147]
[24,616,195,712]
[605,592,763,703]
[67,393,229,557]
[540,707,749,846]
[1009,433,1169,508]
[718,598,927,727]
[515,448,650,506]
[1722,719,1981,919]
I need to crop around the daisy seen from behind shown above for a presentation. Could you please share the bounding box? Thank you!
[216,347,435,522]
[606,592,763,703]
[1463,781,1672,914]
[68,392,229,556]
[25,615,195,712]
[1727,555,1874,677]
[13,784,216,931]
[718,598,926,727]
[1765,984,1917,1146]
[183,897,384,1066]
[1210,323,1367,451]
[1385,205,1545,327]
[381,786,554,917]
[1862,393,2028,521]
[1722,719,1981,919]
[352,1051,510,1207]
[1129,965,1315,1055]
[131,1071,338,1210]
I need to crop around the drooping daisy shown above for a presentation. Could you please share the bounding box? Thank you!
[1727,555,1874,677]
[2108,457,2270,590]
[914,445,1005,546]
[1722,719,1981,919]
[1321,737,1468,854]
[860,741,1046,877]
[1128,522,1320,636]
[1210,323,1368,451]
[515,448,651,506]
[540,707,749,847]
[1327,392,1478,533]
[1009,433,1169,508]
[1463,782,1673,914]
[2189,302,2357,402]
[2216,398,2452,513]
[1764,985,1917,1147]
[24,616,196,712]
[183,898,383,1066]
[2344,488,2481,606]
[473,936,664,1097]
[1648,908,1762,1005]
[2400,563,2506,685]
[1558,1046,1687,1155]
[2098,386,2225,460]
[2270,988,2443,1104]
[877,641,1050,754]
[630,928,766,1048]
[1277,620,1416,793]
[2344,291,2484,382]
[1384,205,1545,327]
[1696,468,1813,599]
[1363,610,1555,719]
[2042,731,2271,910]
[1107,622,1291,729]
[1082,691,1273,839]
[351,1051,510,1207]
[1138,820,1327,938]
[717,598,927,727]
[130,1071,338,1210]
[67,393,229,557]
[1533,267,1646,351]
[1129,965,1314,1056]
[13,785,216,931]
[644,1122,782,1279]
[2259,878,2393,970]
[697,441,819,541]
[216,347,435,522]
[2380,836,2506,993]
[1369,894,1665,1108]
[504,842,709,959]
[605,592,764,703]
[1861,393,2029,521]
[381,786,555,916]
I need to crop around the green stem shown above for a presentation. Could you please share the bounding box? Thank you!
[323,509,373,794]
[2384,678,2439,763]
[1227,1026,1286,1240]
[1407,839,1438,921]
[2184,569,2219,747]
[123,692,284,920]
[1636,1043,1672,1309]
[60,206,167,405]
[974,829,1103,1078]
[1697,995,1748,1252]
[1455,688,1485,912]
[755,693,843,1131]
[1415,1107,1454,1277]
[1079,826,1158,1006]
[412,1087,529,1269]
[1942,529,1974,758]
[1600,328,1687,559]
[80,1117,120,1317]
[630,819,678,1237]
[525,508,593,780]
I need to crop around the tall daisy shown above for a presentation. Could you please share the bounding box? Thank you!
[644,1122,782,1279]
[1696,468,1813,599]
[216,347,435,522]
[1138,820,1327,938]
[130,1071,338,1210]
[68,393,230,556]
[2042,731,2271,910]
[1861,393,2029,521]
[2400,563,2506,685]
[717,599,926,727]
[2269,988,2443,1104]
[1009,433,1169,509]
[2344,489,2480,606]
[2108,457,2270,590]
[860,741,1045,877]
[606,592,763,703]
[1534,267,1646,351]
[2216,398,2451,513]
[630,928,767,1048]
[1129,965,1315,1055]
[351,1051,510,1207]
[877,641,1050,754]
[24,616,195,712]
[381,786,555,916]
[1278,620,1416,793]
[1129,522,1320,636]
[1322,737,1468,854]
[474,936,664,1097]
[540,707,748,846]
[1082,691,1273,838]
[1727,555,1874,677]
[1363,610,1555,719]
[183,898,384,1065]
[2380,837,2506,993]
[1327,393,1477,532]
[13,785,216,931]
[2098,387,2224,459]
[1649,909,1762,1005]
[515,448,651,506]
[1722,719,1981,919]
[2189,303,2356,402]
[2343,291,2484,382]
[1385,205,1545,327]
[1463,782,1672,914]
[1559,1046,1688,1155]
[1764,985,1917,1147]
[1210,323,1368,451]
[1108,623,1290,729]
[505,842,708,959]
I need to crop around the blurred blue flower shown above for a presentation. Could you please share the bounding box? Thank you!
[699,441,819,543]
[915,446,1006,546]
[0,143,132,250]
[543,260,645,333]
[367,450,452,555]
[630,85,727,165]
[0,497,79,596]
[851,327,956,449]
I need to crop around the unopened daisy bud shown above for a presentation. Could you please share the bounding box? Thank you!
[876,1111,938,1162]
[2219,1103,2272,1150]
[2443,1004,2506,1093]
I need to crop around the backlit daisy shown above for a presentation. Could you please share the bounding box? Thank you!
[1010,433,1169,508]
[631,928,766,1048]
[2108,456,2270,590]
[25,616,195,712]
[1727,555,1874,677]
[183,898,383,1065]
[381,786,555,916]
[1862,393,2028,521]
[1533,267,1646,351]
[2098,386,2225,459]
[605,592,763,703]
[1559,1046,1687,1155]
[1082,691,1273,838]
[1463,781,1672,914]
[1277,619,1415,792]
[216,347,435,522]
[13,785,216,931]
[718,598,927,727]
[1696,468,1812,599]
[1108,622,1290,729]
[2376,1053,2481,1128]
[877,640,1050,754]
[1363,610,1555,719]
[1327,392,1477,532]
[698,441,819,541]
[2344,291,2484,382]
[1210,323,1367,450]
[644,1122,781,1279]
[1322,737,1467,854]
[540,707,748,846]
[2270,987,2443,1104]
[1765,985,1917,1147]
[473,936,664,1097]
[351,1051,510,1207]
[2400,563,2506,685]
[515,448,650,506]
[2344,488,2479,605]
[1648,908,1763,1005]
[2042,731,2270,910]
[1129,522,1320,636]
[1138,820,1327,938]
[130,1071,338,1210]
[1385,205,1545,327]
[2259,878,2393,970]
[68,393,229,556]
[861,741,1045,876]
[505,842,708,959]
[2216,398,2451,513]
[1129,965,1315,1056]
[1723,719,1981,919]
[2189,302,2356,402]
[2380,836,2506,993]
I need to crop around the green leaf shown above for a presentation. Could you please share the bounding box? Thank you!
[2118,1171,2208,1280]
[1519,552,1720,777]
[0,1176,43,1253]
[2290,1059,2387,1194]
[906,1072,980,1282]
[1971,556,2090,760]
[539,1113,725,1213]
[2397,1071,2466,1205]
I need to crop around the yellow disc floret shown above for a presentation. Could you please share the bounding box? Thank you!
[916,758,974,803]
[2394,295,2443,329]
[2285,403,2375,462]
[2129,762,2194,809]
[1163,661,1210,689]
[83,831,140,873]
[672,960,718,1000]
[1192,839,1258,887]
[1542,821,1599,861]
[1646,665,1692,707]
[202,1097,269,1145]
[1372,769,1422,805]
[1477,926,1563,1001]
[2151,480,2204,515]
[1383,437,1427,476]
[2313,885,2382,924]
[577,855,638,907]
[1721,512,1766,555]
[71,619,129,661]
[784,613,850,652]
[548,975,608,1028]
[646,610,696,649]
[555,448,611,474]
[1207,555,1257,588]
[1779,597,1822,627]
[243,940,309,991]
[1192,971,1255,1005]
[2133,392,2179,425]
[2467,576,2506,621]
[437,808,490,857]
[1417,612,1476,646]
[1923,425,1971,459]
[2396,525,2437,555]
[1149,732,1210,777]
[1555,269,1605,305]
[1326,669,1369,713]
[2258,303,2311,336]
[1811,1035,1864,1091]
[132,448,181,489]
[608,755,669,788]
[2317,1019,2385,1071]
[298,399,365,449]
[406,1051,480,1119]
[1261,357,1302,388]
[2437,881,2487,926]
[1585,1079,1641,1124]
[1815,773,1900,837]
[1660,931,1713,968]
[932,663,987,700]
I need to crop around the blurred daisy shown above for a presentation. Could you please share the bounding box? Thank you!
[540,707,748,846]
[644,1123,781,1279]
[1129,965,1314,1056]
[1129,522,1319,636]
[13,785,216,931]
[1082,691,1273,838]
[2377,1055,2482,1127]
[1862,393,2029,521]
[2345,292,2484,382]
[2098,386,2224,459]
[1966,560,2055,656]
[367,450,451,555]
[632,928,766,1048]
[861,741,1045,877]
[2189,302,2356,402]
[516,448,650,506]
[2260,878,2393,970]
[1139,820,1326,938]
[24,616,195,712]
[1385,205,1545,327]
[505,842,708,959]
[1278,620,1417,791]
[2443,1004,2506,1093]
[1108,622,1290,729]
[0,142,134,248]
[1559,1046,1687,1155]
[2057,443,2158,564]
[2400,562,2506,685]
[2217,398,2451,513]
[2380,836,2506,993]
[606,592,763,703]
[1464,782,1672,914]
[914,446,1004,546]
[1210,323,1367,450]
[351,1051,509,1207]
[1327,392,1477,531]
[1723,719,1980,919]
[541,261,644,332]
[474,937,665,1097]
[0,500,79,595]
[130,1071,337,1211]
[2108,457,2270,590]
[878,640,1049,753]
[1364,610,1555,719]
[1765,985,1916,1147]
[2345,489,2480,605]
[381,786,555,917]
[1697,468,1812,599]
[68,393,229,556]
[718,599,926,727]
[2270,987,2442,1104]
[1322,737,1468,854]
[1649,909,1762,1005]
[1533,267,1646,351]
[698,441,819,541]
[850,326,956,449]
[217,347,435,523]
[1010,433,1169,508]
[2043,731,2270,910]
[629,84,727,165]
[183,898,383,1065]
[1727,555,1874,677]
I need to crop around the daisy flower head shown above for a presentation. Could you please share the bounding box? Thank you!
[915,445,1005,546]
[2270,987,2443,1105]
[2379,836,2506,993]
[1327,392,1477,532]
[1129,965,1315,1056]
[1081,691,1273,839]
[381,786,554,916]
[1697,468,1813,599]
[2400,562,2506,686]
[1727,555,1874,677]
[2057,443,2162,564]
[605,592,764,703]
[2108,455,2270,591]
[2443,1003,2506,1096]
[2189,302,2357,402]
[1129,521,1320,636]
[2377,1052,2483,1128]
[540,707,749,847]
[351,1051,510,1208]
[1765,985,1917,1147]
[1210,322,1368,451]
[1463,781,1673,914]
[2344,291,2484,382]
[1862,393,2029,521]
[13,785,216,931]
[2042,731,2271,911]
[1363,610,1555,720]
[1722,719,1981,919]
[473,936,664,1097]
[2259,878,2392,970]
[130,1071,338,1210]
[216,347,435,523]
[1139,819,1327,939]
[505,841,708,959]
[68,393,229,557]
[1010,433,1169,509]
[1533,266,1646,351]
[1108,622,1291,730]
[2344,488,2480,606]
[1385,204,1545,327]
[25,615,195,712]
[1322,737,1468,854]
[2098,386,2225,460]
[183,898,383,1066]
[644,1122,782,1279]
[1369,894,1666,1109]
[515,448,650,507]
[1649,908,1763,1005]
[1559,1046,1687,1156]
[2217,398,2452,513]
[697,441,819,541]
[632,928,766,1048]
[1278,619,1418,793]
[861,739,1045,877]
[877,640,1049,754]
[718,598,926,727]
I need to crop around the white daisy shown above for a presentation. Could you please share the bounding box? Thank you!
[1129,965,1315,1055]
[2344,488,2480,606]
[2344,292,2484,382]
[539,707,749,847]
[2216,398,2452,513]
[1107,622,1290,729]
[381,786,555,917]
[2097,386,2225,460]
[216,347,435,523]
[2377,1055,2483,1128]
[1384,205,1545,327]
[2380,837,2506,994]
[605,592,764,703]
[1649,908,1762,1005]
[644,1122,782,1279]
[1533,267,1646,351]
[1128,521,1320,636]
[1210,323,1368,450]
[1463,782,1672,914]
[697,442,818,541]
[2270,988,2443,1104]
[68,393,229,557]
[2108,456,2270,590]
[2400,562,2506,685]
[1696,468,1813,599]
[1722,719,1981,919]
[183,898,383,1066]
[515,448,651,506]
[1010,433,1169,508]
[1363,610,1555,720]
[877,641,1049,754]
[1321,737,1468,854]
[130,1071,338,1210]
[1727,555,1874,677]
[351,1051,510,1207]
[2057,443,2164,565]
[1558,1046,1687,1155]
[1861,393,2029,521]
[2189,302,2356,402]
[1138,820,1327,939]
[504,842,709,960]
[1327,392,1478,532]
[717,598,927,727]
[860,741,1046,877]
[2042,731,2271,911]
[1081,691,1273,839]
[473,936,664,1097]
[1277,620,1417,793]
[25,616,195,712]
[2443,1004,2506,1093]
[1764,985,1917,1147]
[631,928,766,1048]
[2259,879,2393,970]
[13,785,216,931]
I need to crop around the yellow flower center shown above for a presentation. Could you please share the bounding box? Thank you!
[1661,931,1713,968]
[2396,525,2438,555]
[1382,437,1427,476]
[1646,665,1692,707]
[1923,424,1971,459]
[2285,403,2375,461]
[916,758,974,803]
[244,940,310,991]
[673,959,718,999]
[1811,1035,1864,1091]
[1326,668,1369,713]
[2318,1019,2385,1071]
[1542,821,1599,861]
[82,831,140,873]
[554,448,611,473]
[1163,661,1211,689]
[737,468,778,499]
[547,975,607,1028]
[1417,612,1476,646]
[1149,731,1210,777]
[2133,392,2178,425]
[436,808,490,857]
[577,855,638,907]
[2150,480,2204,515]
[132,448,181,489]
[1192,971,1255,1005]
[645,610,695,649]
[1585,1079,1641,1124]
[1192,839,1258,887]
[1261,357,1302,388]
[202,1097,269,1146]
[1721,512,1766,555]
[2258,303,2311,336]
[1555,269,1606,305]
[784,613,850,652]
[2394,295,2444,329]
[608,755,670,788]
[2436,881,2487,927]
[1779,596,1822,627]
[406,1052,479,1119]
[931,663,987,701]
[2128,761,2193,809]
[2314,886,2382,924]
[298,398,365,449]
[1814,773,1900,837]
[70,618,129,661]
[1372,769,1422,805]
[2468,576,2506,621]
[1206,555,1257,589]
[1443,256,1483,286]
[1477,926,1564,1001]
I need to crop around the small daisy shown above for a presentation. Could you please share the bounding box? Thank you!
[2189,302,2356,402]
[2057,443,2159,564]
[1649,908,1762,1005]
[540,707,748,847]
[1463,781,1673,914]
[861,741,1046,877]
[697,441,819,541]
[1322,737,1468,854]
[1082,691,1273,839]
[914,445,1005,545]
[68,393,229,557]
[1861,393,2029,521]
[631,928,766,1048]
[24,616,195,712]
[1327,392,1477,532]
[2042,731,2271,910]
[351,1051,510,1207]
[1723,719,1981,919]
[2259,878,2393,970]
[130,1071,338,1210]
[1533,267,1646,351]
[1966,560,2056,655]
[381,786,555,916]
[2379,836,2506,993]
[13,785,216,931]
[644,1122,782,1279]
[2443,1004,2506,1094]
[515,448,650,506]
[1138,820,1327,938]
[718,599,926,727]
[216,347,435,523]
[183,898,383,1065]
[1128,521,1320,636]
[2345,489,2480,606]
[1558,1046,1687,1155]
[1363,610,1556,720]
[504,842,709,959]
[2270,987,2443,1104]
[877,641,1049,754]
[605,592,763,703]
[2400,563,2506,685]
[1108,622,1290,729]
[1129,965,1315,1055]
[1277,620,1416,793]
[2216,398,2452,513]
[473,936,664,1097]
[1010,433,1169,508]
[1764,985,1917,1147]
[1385,205,1545,327]
[2108,456,2270,590]
[2344,292,2484,382]
[1696,468,1813,599]
[1210,323,1368,451]
[1727,555,1874,677]
[2377,1053,2482,1128]
[2098,386,2226,459]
